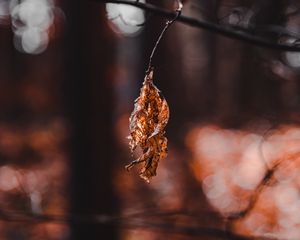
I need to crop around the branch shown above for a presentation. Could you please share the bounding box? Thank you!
[227,166,277,221]
[0,209,277,240]
[99,0,300,51]
[123,222,263,240]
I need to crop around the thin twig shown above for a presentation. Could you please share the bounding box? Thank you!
[146,0,183,73]
[226,165,277,221]
[98,0,300,51]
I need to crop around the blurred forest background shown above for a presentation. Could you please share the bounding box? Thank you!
[1,0,300,239]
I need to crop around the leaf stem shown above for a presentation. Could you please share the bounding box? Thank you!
[146,0,183,74]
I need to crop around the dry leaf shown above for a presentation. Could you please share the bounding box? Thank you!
[126,69,169,183]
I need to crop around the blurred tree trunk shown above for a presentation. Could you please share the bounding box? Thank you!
[63,1,118,239]
[238,0,288,122]
[211,0,289,125]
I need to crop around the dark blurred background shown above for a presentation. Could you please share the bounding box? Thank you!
[1,0,300,239]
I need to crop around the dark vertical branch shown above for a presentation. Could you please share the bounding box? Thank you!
[63,1,118,239]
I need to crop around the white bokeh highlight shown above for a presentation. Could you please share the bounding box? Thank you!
[8,0,58,54]
[106,0,145,36]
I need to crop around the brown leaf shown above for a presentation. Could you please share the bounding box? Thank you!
[126,70,169,183]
